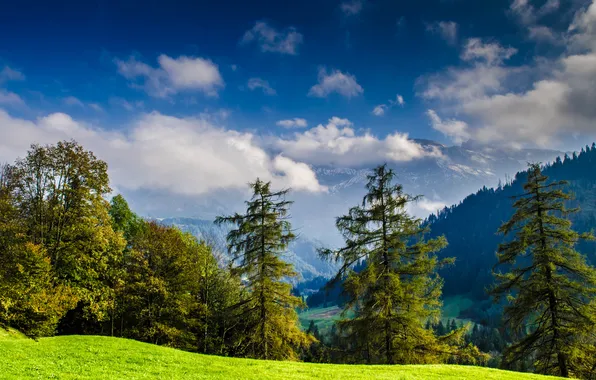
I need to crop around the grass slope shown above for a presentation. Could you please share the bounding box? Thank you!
[0,333,561,380]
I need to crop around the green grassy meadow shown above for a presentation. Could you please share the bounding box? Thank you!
[0,329,562,380]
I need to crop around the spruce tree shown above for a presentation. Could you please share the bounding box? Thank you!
[320,164,454,364]
[215,179,311,360]
[492,163,596,378]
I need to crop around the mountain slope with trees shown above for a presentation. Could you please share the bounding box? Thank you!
[428,145,596,305]
[307,144,596,324]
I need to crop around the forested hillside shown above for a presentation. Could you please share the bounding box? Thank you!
[428,144,596,302]
[307,144,596,320]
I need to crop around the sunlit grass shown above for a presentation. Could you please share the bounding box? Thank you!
[0,333,562,379]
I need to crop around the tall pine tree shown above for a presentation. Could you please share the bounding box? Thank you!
[215,179,311,360]
[492,163,596,378]
[320,164,454,364]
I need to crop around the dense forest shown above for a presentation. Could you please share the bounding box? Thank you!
[1,140,596,378]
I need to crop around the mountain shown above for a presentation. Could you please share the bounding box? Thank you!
[306,144,596,324]
[158,217,339,283]
[153,140,564,287]
[290,140,564,246]
[314,139,564,200]
[427,145,596,300]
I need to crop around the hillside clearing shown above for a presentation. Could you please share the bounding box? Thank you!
[0,334,561,380]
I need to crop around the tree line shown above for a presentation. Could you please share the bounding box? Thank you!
[1,140,595,378]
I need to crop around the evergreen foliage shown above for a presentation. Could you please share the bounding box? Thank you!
[491,163,596,378]
[320,164,462,364]
[2,139,596,378]
[215,179,312,360]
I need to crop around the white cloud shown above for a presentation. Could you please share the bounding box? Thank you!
[372,94,405,116]
[394,95,405,106]
[89,103,104,112]
[372,104,387,116]
[0,109,327,195]
[510,0,562,43]
[63,96,85,107]
[418,63,515,102]
[426,110,470,144]
[241,22,303,55]
[418,1,596,147]
[568,0,596,52]
[63,97,106,112]
[528,25,560,43]
[340,0,364,16]
[0,90,25,106]
[308,68,363,98]
[276,118,308,128]
[426,21,458,45]
[273,117,441,167]
[109,97,144,111]
[0,66,25,82]
[417,199,447,213]
[115,54,224,98]
[273,156,325,193]
[247,78,276,95]
[461,38,517,64]
[510,0,559,25]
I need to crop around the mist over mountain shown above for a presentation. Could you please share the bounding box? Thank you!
[158,217,339,282]
[151,139,564,282]
[307,144,596,326]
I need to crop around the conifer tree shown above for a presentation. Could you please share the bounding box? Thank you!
[320,164,454,364]
[492,163,596,378]
[215,179,311,360]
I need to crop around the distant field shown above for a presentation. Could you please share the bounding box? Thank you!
[299,305,343,332]
[0,332,561,379]
[299,295,475,334]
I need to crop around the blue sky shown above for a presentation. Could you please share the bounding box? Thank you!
[1,0,579,140]
[1,0,596,222]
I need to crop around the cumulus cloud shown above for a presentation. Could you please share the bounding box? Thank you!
[372,94,405,116]
[0,108,327,195]
[426,110,470,144]
[115,54,224,98]
[510,0,559,25]
[418,58,517,103]
[461,38,517,65]
[276,118,308,128]
[308,68,363,98]
[241,22,303,55]
[509,0,562,43]
[419,0,596,147]
[417,198,447,213]
[247,78,276,95]
[0,66,25,82]
[340,0,364,16]
[568,0,596,52]
[528,25,560,43]
[273,117,441,167]
[426,21,458,45]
